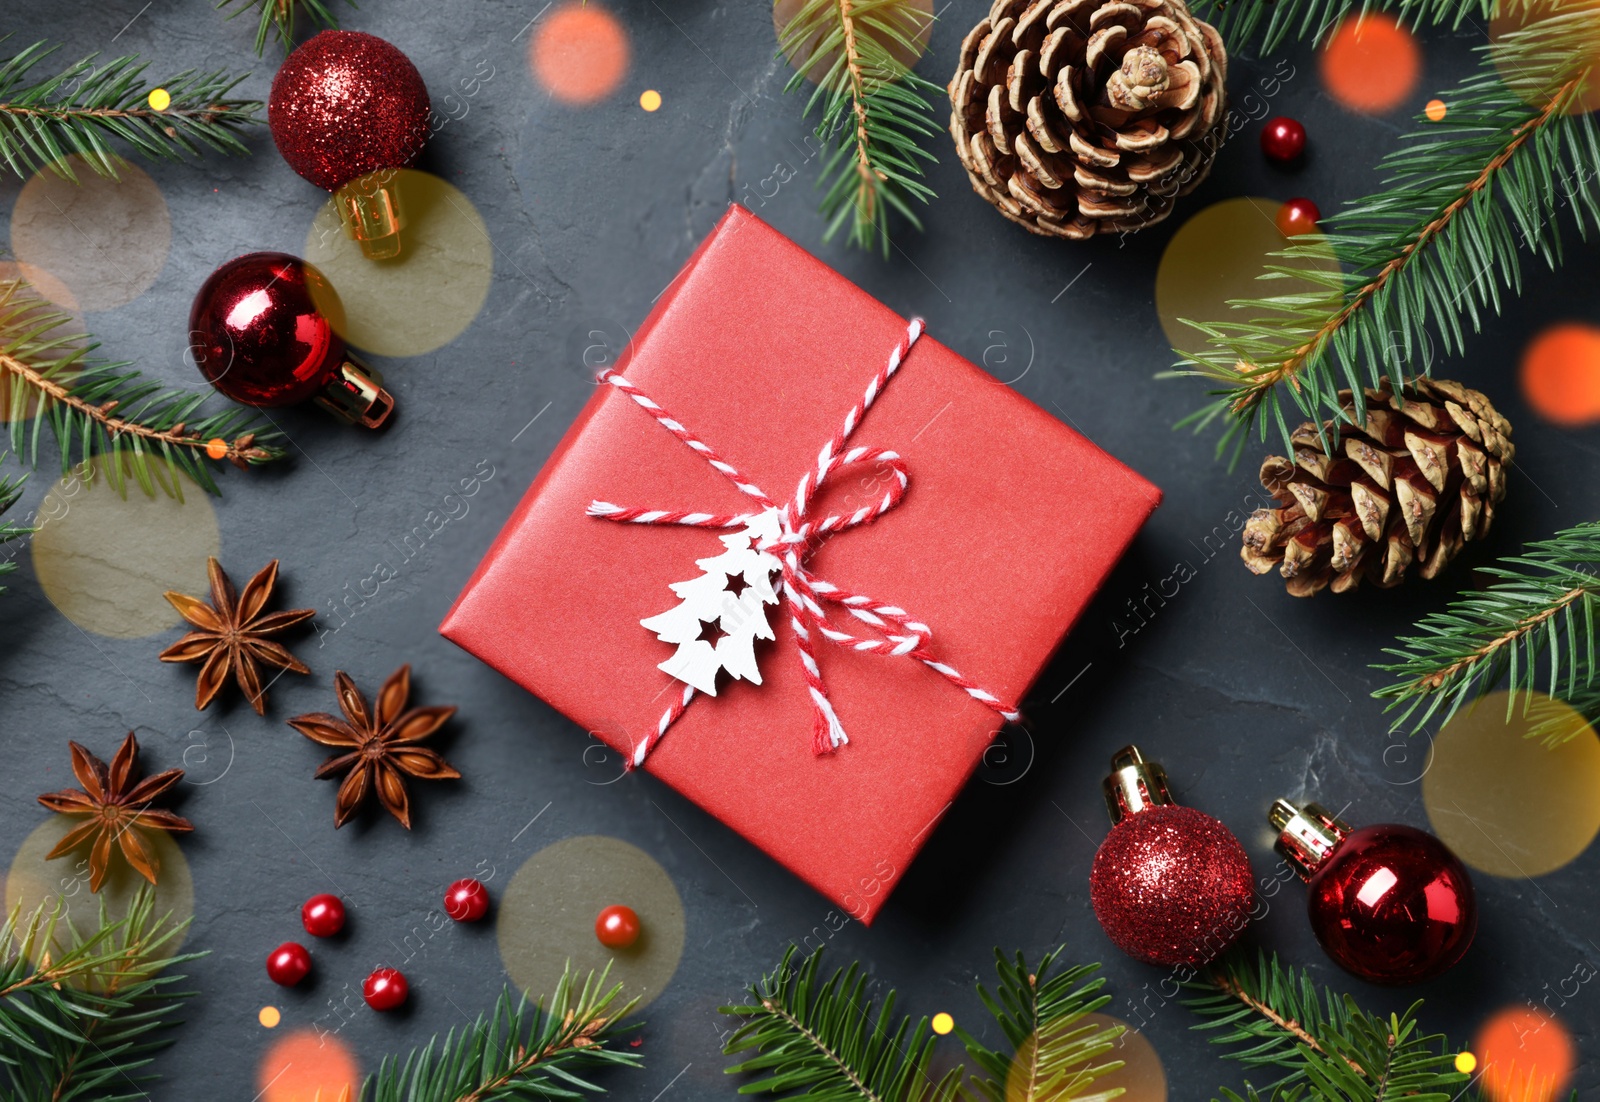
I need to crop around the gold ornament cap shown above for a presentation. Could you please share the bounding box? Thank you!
[1270,799,1351,881]
[336,172,405,260]
[314,352,394,429]
[1102,745,1176,825]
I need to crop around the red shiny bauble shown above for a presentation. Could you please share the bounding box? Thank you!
[269,31,431,192]
[301,893,346,938]
[594,905,641,949]
[189,252,346,407]
[444,878,491,923]
[1305,823,1476,984]
[363,967,409,1011]
[266,942,312,986]
[1090,805,1255,966]
[1261,116,1307,162]
[1277,197,1322,237]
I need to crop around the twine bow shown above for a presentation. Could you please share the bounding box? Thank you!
[588,318,1020,769]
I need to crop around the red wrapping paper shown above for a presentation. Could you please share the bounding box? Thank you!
[441,206,1160,922]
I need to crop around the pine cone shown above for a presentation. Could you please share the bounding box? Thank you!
[1241,378,1514,597]
[948,0,1228,239]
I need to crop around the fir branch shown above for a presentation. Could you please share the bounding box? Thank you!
[959,948,1126,1102]
[0,277,285,498]
[1373,521,1600,734]
[720,945,962,1101]
[1184,951,1468,1101]
[1188,0,1494,54]
[778,0,943,256]
[0,889,202,1102]
[0,38,260,182]
[217,0,356,57]
[359,968,642,1102]
[1171,9,1600,464]
[0,462,26,595]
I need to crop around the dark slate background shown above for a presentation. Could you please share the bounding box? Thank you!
[2,1,1597,1098]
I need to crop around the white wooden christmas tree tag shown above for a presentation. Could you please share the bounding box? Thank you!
[641,508,783,696]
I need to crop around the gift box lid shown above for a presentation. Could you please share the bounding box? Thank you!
[442,205,1160,922]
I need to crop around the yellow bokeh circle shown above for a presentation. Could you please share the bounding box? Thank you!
[931,1011,954,1035]
[497,835,685,1011]
[639,89,662,112]
[1074,1015,1167,1101]
[30,457,219,639]
[1422,692,1600,878]
[259,1005,282,1028]
[7,812,195,964]
[1490,0,1600,117]
[11,154,171,312]
[147,88,171,111]
[303,168,493,358]
[1155,196,1340,361]
[775,0,933,83]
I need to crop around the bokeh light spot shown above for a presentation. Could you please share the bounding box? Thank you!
[775,0,933,83]
[30,457,219,639]
[1426,98,1448,121]
[931,1012,954,1035]
[259,1005,281,1028]
[1422,691,1600,878]
[1155,196,1340,360]
[1490,0,1600,116]
[498,836,684,1011]
[1457,1050,1478,1074]
[303,169,492,358]
[1519,322,1600,426]
[1474,1006,1575,1102]
[639,89,662,112]
[258,1030,359,1102]
[206,437,229,460]
[530,3,630,105]
[7,814,194,966]
[1072,1015,1166,1101]
[1319,13,1421,115]
[147,88,170,111]
[11,154,171,312]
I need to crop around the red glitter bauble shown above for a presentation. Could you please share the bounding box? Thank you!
[1090,805,1254,967]
[1306,823,1476,984]
[1260,116,1307,162]
[444,878,491,923]
[188,251,346,407]
[266,941,312,986]
[1277,197,1322,237]
[363,967,409,1011]
[268,30,430,192]
[301,893,346,938]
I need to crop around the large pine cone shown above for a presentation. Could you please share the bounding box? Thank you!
[1242,379,1514,597]
[948,0,1228,239]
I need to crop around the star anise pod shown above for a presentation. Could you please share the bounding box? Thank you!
[160,558,314,715]
[36,734,194,892]
[289,665,460,829]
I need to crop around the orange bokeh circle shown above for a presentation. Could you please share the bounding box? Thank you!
[258,1030,359,1102]
[1474,1007,1575,1102]
[1320,13,1421,114]
[1519,322,1600,426]
[531,3,630,105]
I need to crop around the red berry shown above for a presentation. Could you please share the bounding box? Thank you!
[301,893,346,938]
[444,878,491,923]
[1261,116,1306,162]
[266,942,312,987]
[594,905,641,949]
[363,967,409,1011]
[1276,197,1322,237]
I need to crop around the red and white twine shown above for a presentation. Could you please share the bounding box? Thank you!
[588,317,1020,768]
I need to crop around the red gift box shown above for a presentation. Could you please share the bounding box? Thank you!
[441,206,1160,922]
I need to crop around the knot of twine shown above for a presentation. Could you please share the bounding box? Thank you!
[587,318,1020,769]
